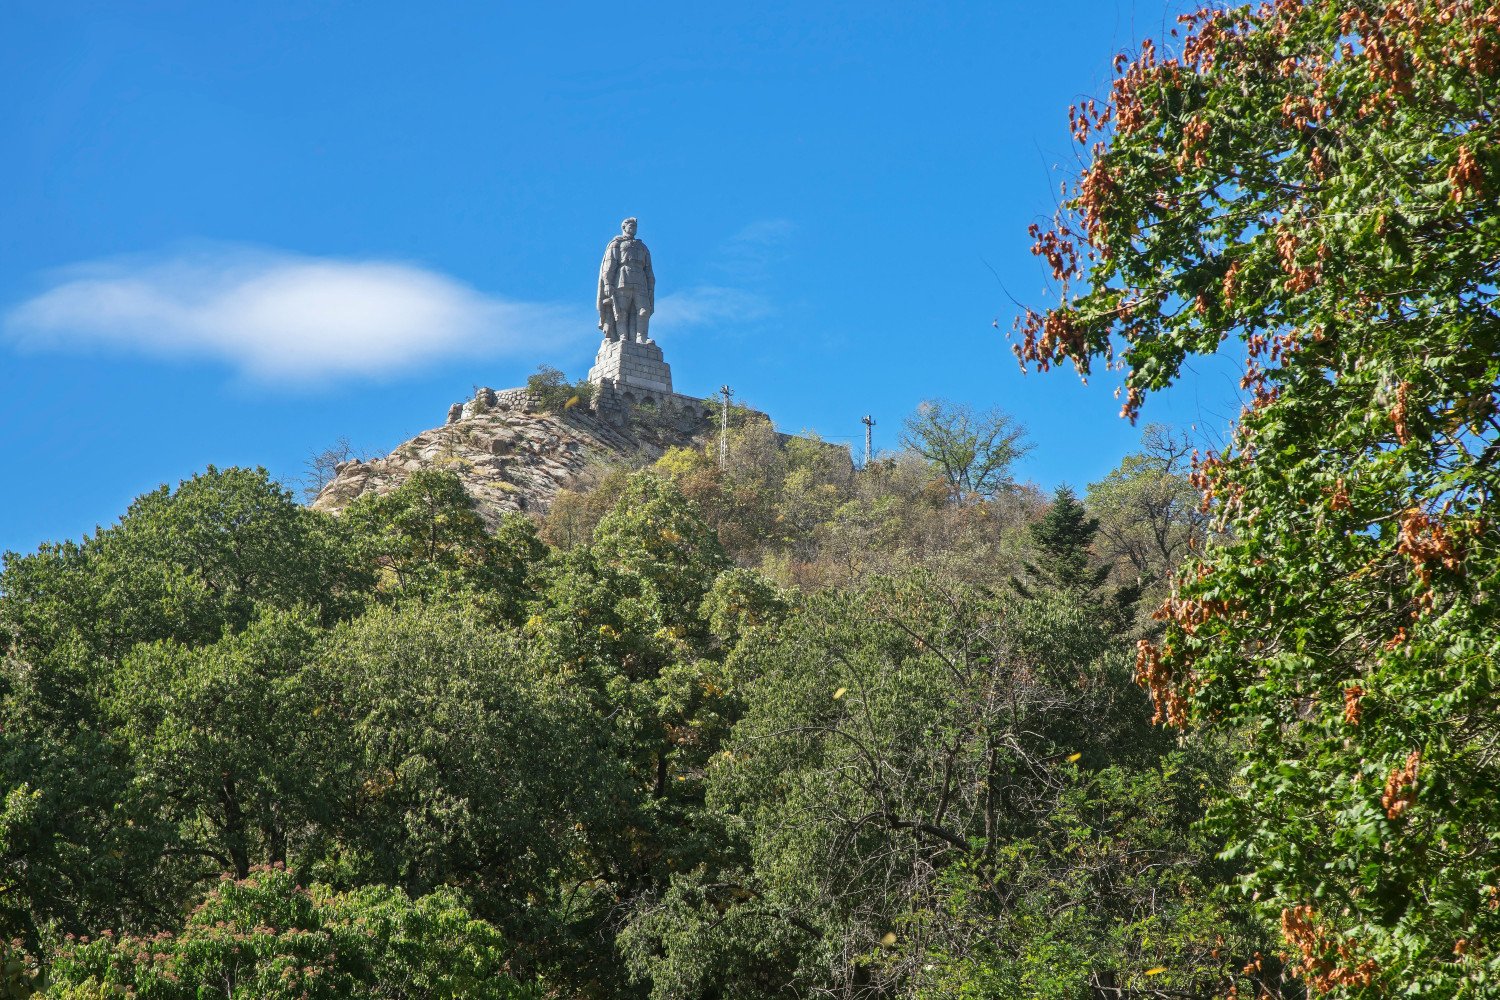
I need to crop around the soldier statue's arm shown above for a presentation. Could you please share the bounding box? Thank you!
[597,241,618,329]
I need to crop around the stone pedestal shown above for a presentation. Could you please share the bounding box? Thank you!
[585,336,710,429]
[588,338,673,395]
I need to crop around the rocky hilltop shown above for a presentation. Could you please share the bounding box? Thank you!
[311,385,715,527]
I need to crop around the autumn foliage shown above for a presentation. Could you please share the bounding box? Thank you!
[1019,0,1500,993]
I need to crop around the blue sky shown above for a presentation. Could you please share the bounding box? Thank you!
[1,0,1243,556]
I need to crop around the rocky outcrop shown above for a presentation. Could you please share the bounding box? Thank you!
[311,386,715,528]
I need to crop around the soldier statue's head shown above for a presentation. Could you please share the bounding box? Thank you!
[621,217,638,237]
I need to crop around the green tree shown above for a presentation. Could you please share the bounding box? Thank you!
[342,469,543,622]
[43,867,538,1000]
[589,472,731,637]
[544,474,736,780]
[1020,1,1500,991]
[699,567,788,651]
[898,401,1028,504]
[88,466,361,649]
[0,468,362,944]
[540,469,633,552]
[316,602,630,950]
[624,574,1260,999]
[1085,425,1204,618]
[1,466,360,666]
[527,474,758,995]
[1014,485,1112,599]
[105,610,336,882]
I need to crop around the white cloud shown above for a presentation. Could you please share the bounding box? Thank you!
[5,241,776,382]
[655,286,771,328]
[715,219,796,280]
[4,244,586,382]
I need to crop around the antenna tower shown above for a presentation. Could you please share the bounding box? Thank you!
[719,385,734,469]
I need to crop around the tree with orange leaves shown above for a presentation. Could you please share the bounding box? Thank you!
[1020,1,1500,994]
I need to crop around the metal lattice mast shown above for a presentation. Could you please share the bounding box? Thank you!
[719,385,734,469]
[861,414,876,468]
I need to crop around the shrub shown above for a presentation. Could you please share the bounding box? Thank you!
[526,366,593,413]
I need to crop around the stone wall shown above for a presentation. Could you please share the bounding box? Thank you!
[447,387,536,424]
[591,381,712,432]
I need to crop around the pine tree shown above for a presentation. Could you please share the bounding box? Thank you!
[1014,486,1112,600]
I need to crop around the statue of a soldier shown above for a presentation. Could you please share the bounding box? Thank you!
[597,217,655,343]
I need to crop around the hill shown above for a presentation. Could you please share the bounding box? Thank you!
[311,385,719,527]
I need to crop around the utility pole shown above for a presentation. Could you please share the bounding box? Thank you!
[861,414,876,468]
[719,385,734,469]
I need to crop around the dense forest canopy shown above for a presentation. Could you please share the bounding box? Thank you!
[1,422,1243,999]
[4,1,1498,998]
